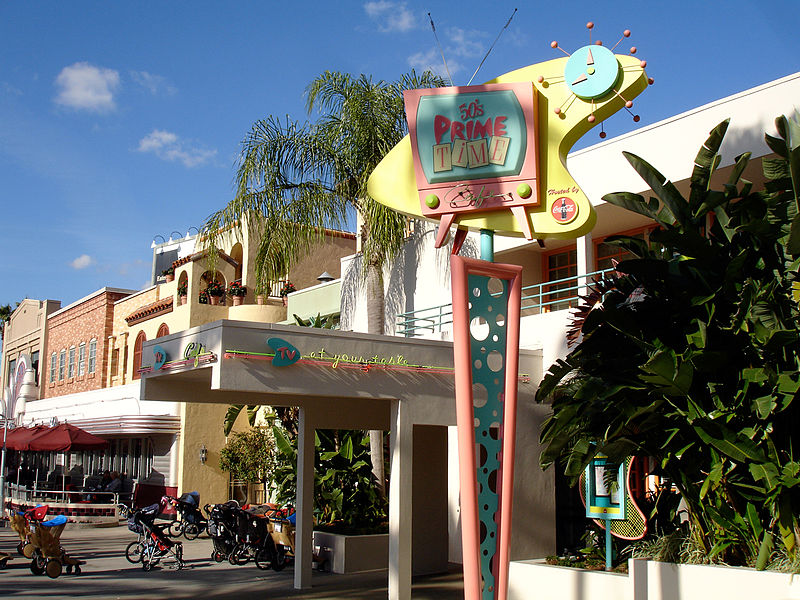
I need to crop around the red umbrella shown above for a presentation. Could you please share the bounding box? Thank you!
[24,423,109,452]
[5,425,50,451]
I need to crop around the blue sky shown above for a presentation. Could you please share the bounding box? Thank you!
[0,0,797,310]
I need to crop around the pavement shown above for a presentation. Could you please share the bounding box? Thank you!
[0,522,464,600]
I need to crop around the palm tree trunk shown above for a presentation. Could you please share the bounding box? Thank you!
[365,258,386,500]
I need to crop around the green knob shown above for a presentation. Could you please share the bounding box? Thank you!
[516,183,532,199]
[425,194,440,209]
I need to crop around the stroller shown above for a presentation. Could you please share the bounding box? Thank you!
[229,504,278,570]
[205,501,239,564]
[265,506,296,572]
[205,501,277,570]
[10,506,83,577]
[163,492,207,540]
[129,503,185,571]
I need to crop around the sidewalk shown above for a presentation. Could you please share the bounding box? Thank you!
[0,523,464,599]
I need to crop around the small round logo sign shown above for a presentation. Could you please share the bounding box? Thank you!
[552,196,578,224]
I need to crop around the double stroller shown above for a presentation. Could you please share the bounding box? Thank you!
[128,503,185,571]
[163,491,207,540]
[206,501,285,570]
[8,505,83,577]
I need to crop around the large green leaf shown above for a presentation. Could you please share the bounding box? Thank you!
[622,152,691,226]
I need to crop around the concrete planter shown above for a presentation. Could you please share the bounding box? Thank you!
[508,558,800,600]
[312,531,388,574]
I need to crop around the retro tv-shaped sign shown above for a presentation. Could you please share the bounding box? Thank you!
[404,82,539,247]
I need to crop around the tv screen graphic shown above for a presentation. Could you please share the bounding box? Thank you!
[404,82,540,241]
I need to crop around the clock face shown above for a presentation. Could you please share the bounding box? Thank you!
[564,44,620,100]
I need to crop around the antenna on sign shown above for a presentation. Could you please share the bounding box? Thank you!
[428,13,453,86]
[466,7,518,85]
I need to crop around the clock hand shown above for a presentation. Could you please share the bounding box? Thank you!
[572,73,588,85]
[586,48,594,65]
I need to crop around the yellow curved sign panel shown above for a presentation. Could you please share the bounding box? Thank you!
[368,53,648,246]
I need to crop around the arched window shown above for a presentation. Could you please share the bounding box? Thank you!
[156,323,169,338]
[132,331,146,380]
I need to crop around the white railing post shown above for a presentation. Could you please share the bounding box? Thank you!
[577,233,594,298]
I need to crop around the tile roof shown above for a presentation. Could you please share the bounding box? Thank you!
[125,297,174,326]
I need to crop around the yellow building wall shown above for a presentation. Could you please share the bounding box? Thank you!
[106,225,354,502]
[176,402,252,503]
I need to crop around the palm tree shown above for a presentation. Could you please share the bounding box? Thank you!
[205,69,446,496]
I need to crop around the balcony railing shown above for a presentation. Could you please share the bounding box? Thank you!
[396,268,614,337]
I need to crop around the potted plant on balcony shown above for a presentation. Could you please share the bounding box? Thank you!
[279,281,296,306]
[205,281,225,305]
[198,290,209,304]
[177,280,188,305]
[228,281,247,306]
[161,266,175,283]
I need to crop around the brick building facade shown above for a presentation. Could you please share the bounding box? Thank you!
[41,288,134,399]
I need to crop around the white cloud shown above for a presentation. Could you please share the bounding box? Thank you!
[137,129,217,168]
[54,62,120,112]
[447,27,486,58]
[364,1,416,33]
[407,48,462,82]
[407,27,487,81]
[70,254,95,270]
[1,82,22,97]
[130,70,177,96]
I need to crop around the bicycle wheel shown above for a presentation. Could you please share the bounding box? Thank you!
[183,523,200,540]
[125,541,143,563]
[168,521,183,538]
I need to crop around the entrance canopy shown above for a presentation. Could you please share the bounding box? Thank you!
[140,320,548,600]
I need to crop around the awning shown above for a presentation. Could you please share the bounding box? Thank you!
[68,415,181,436]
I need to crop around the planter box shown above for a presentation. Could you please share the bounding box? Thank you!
[312,531,388,574]
[508,558,800,600]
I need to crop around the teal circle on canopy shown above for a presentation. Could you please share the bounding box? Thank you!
[564,44,620,100]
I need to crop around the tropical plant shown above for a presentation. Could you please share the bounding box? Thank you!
[270,425,385,532]
[203,68,447,497]
[293,312,335,329]
[0,303,15,339]
[536,115,800,569]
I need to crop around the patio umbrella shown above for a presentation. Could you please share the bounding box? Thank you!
[5,425,50,451]
[24,423,109,452]
[24,424,109,495]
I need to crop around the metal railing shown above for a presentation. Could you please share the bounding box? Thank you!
[396,268,614,337]
[7,482,120,505]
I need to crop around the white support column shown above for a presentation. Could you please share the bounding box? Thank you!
[577,232,594,296]
[389,399,412,600]
[294,406,315,590]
